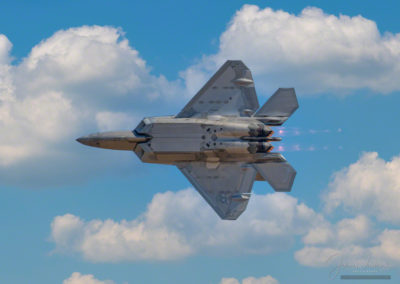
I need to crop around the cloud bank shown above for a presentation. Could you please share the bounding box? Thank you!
[50,189,323,261]
[62,272,279,284]
[182,5,400,95]
[295,220,400,268]
[295,152,400,267]
[220,275,279,284]
[63,272,115,284]
[0,26,182,185]
[324,152,400,224]
[50,153,400,268]
[0,26,167,165]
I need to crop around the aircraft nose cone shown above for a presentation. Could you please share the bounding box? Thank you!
[76,136,90,145]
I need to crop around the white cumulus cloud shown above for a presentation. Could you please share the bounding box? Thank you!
[95,111,140,131]
[295,215,382,267]
[63,272,115,284]
[302,215,371,246]
[295,228,400,268]
[220,275,279,284]
[49,151,400,267]
[50,189,323,262]
[324,152,400,224]
[0,35,12,64]
[181,5,400,95]
[296,152,400,267]
[0,26,183,185]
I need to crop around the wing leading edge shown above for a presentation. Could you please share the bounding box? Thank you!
[177,162,257,220]
[176,60,259,118]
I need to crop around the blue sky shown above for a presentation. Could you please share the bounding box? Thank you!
[1,1,400,283]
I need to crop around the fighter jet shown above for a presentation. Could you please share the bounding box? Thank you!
[77,60,298,220]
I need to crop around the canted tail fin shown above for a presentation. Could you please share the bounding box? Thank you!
[254,88,298,125]
[253,161,296,192]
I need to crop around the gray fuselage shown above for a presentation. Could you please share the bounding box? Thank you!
[132,116,284,166]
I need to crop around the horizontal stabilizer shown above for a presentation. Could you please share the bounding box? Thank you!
[254,88,298,125]
[253,161,296,192]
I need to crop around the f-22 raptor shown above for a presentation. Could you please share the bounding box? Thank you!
[77,60,298,220]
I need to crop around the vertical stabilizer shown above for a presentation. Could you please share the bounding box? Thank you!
[254,88,298,125]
